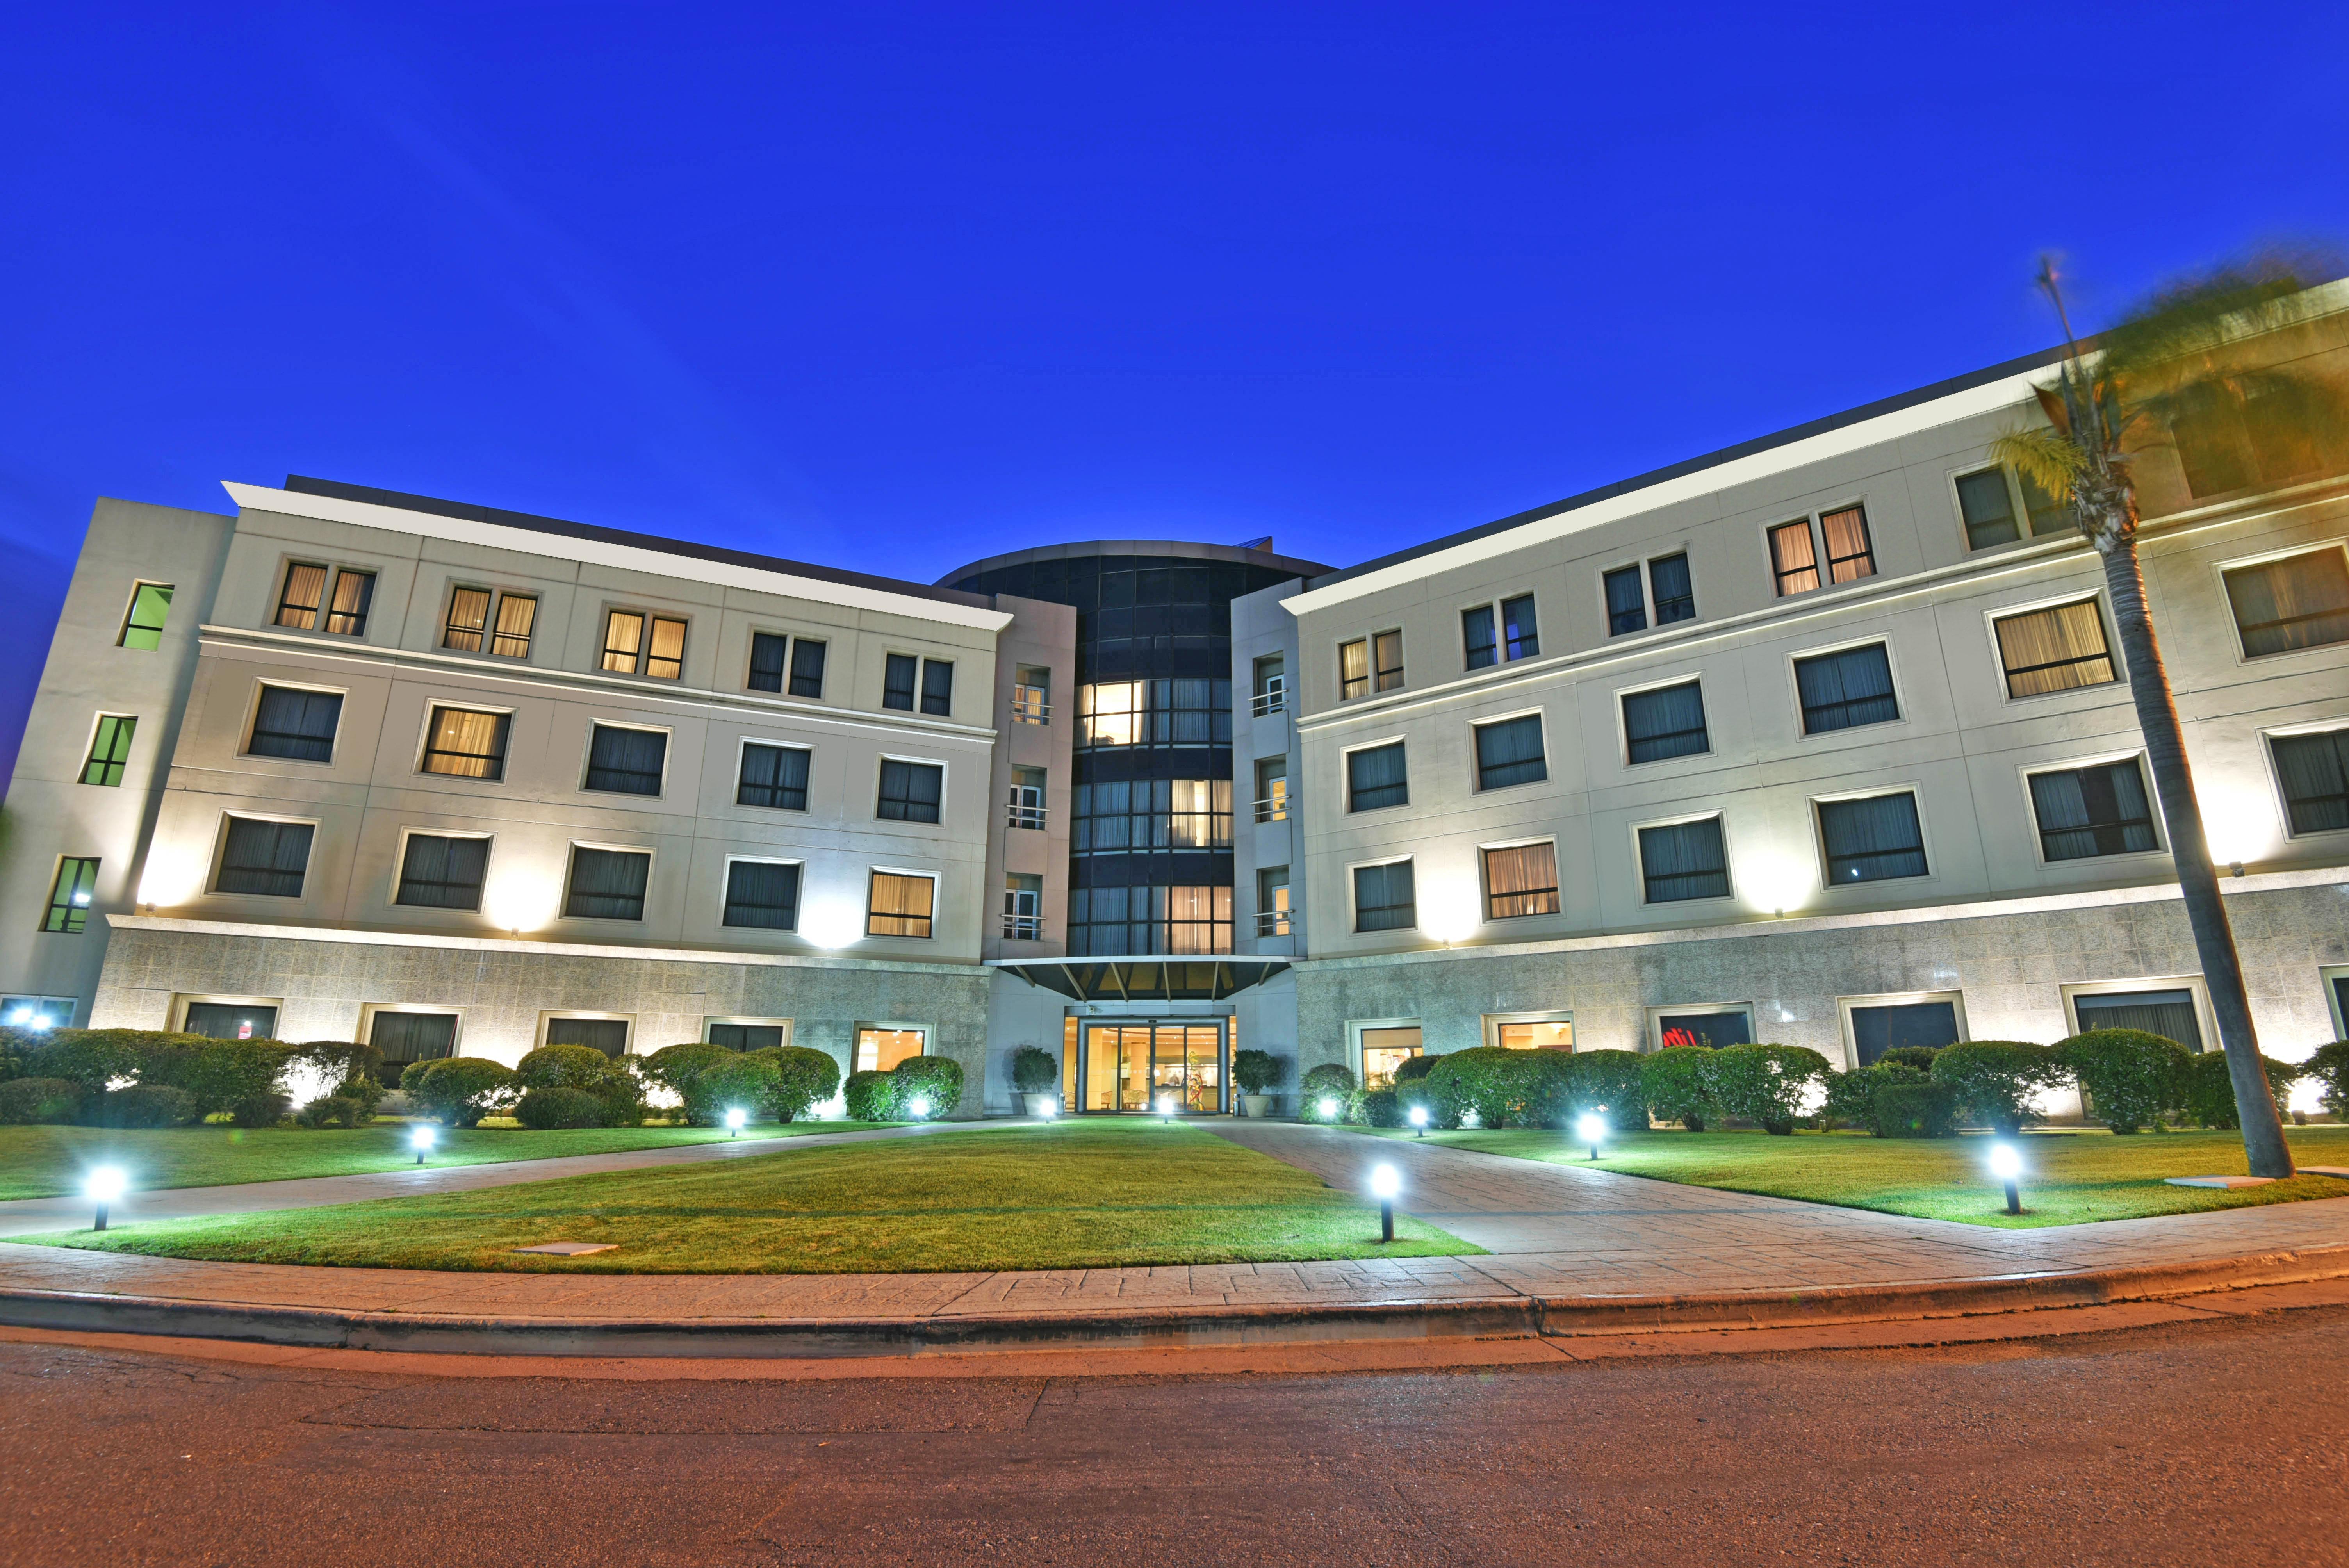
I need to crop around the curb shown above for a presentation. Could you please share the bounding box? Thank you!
[4,1243,2346,1359]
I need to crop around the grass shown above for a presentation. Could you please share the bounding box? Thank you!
[0,1120,896,1202]
[33,1119,1475,1274]
[1358,1122,2349,1228]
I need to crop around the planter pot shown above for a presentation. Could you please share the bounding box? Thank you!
[1244,1093,1271,1119]
[1023,1092,1059,1118]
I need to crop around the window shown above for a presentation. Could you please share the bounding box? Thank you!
[1465,597,1539,668]
[1252,655,1286,717]
[1256,866,1292,937]
[583,724,667,795]
[443,587,538,658]
[1818,792,1928,884]
[1638,817,1730,903]
[1077,679,1229,749]
[1502,595,1540,659]
[883,653,918,710]
[602,611,686,678]
[564,846,650,921]
[856,1026,926,1072]
[1994,599,2117,697]
[2171,381,2345,499]
[708,1021,787,1051]
[2030,759,2159,861]
[2224,548,2349,659]
[274,563,328,629]
[1374,630,1404,692]
[1769,520,1821,597]
[1793,644,1900,734]
[877,759,944,823]
[546,1017,629,1057]
[118,583,173,650]
[920,659,954,716]
[80,716,135,786]
[1253,756,1289,822]
[1003,873,1043,939]
[1360,1026,1422,1087]
[395,834,489,910]
[1622,681,1707,764]
[736,743,810,811]
[369,1011,458,1071]
[645,616,685,679]
[2071,987,2203,1050]
[40,857,100,933]
[789,638,827,699]
[1071,779,1232,852]
[601,611,643,674]
[1605,566,1647,634]
[325,570,375,636]
[2272,729,2349,836]
[1954,466,2049,550]
[868,871,936,938]
[1353,859,1416,932]
[1339,639,1370,700]
[1463,604,1497,670]
[1649,554,1694,624]
[748,633,789,693]
[275,564,372,636]
[1474,715,1547,790]
[182,1002,278,1040]
[1483,841,1559,919]
[1656,1009,1751,1050]
[1848,1000,1962,1066]
[1009,766,1046,830]
[723,860,801,930]
[1012,665,1050,724]
[0,996,75,1029]
[420,707,510,780]
[1770,507,1875,597]
[216,818,313,898]
[1347,742,1408,812]
[1493,1018,1574,1050]
[1065,885,1234,956]
[247,686,343,763]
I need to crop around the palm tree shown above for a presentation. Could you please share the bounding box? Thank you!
[1994,253,2347,1178]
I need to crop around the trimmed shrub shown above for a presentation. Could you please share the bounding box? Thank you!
[1009,1046,1059,1095]
[1420,1048,1536,1129]
[1392,1054,1456,1129]
[2305,1040,2349,1119]
[1821,1063,1923,1133]
[2055,1028,2190,1133]
[1233,1049,1281,1096]
[232,1091,291,1128]
[404,1057,519,1128]
[516,1044,616,1092]
[2178,1049,2301,1130]
[1710,1044,1832,1135]
[296,1094,367,1129]
[1930,1041,2056,1136]
[138,1036,293,1117]
[843,1069,900,1122]
[291,1039,386,1095]
[642,1043,735,1125]
[0,1077,85,1125]
[89,1083,198,1128]
[515,1086,611,1130]
[760,1046,842,1122]
[1641,1046,1721,1131]
[1872,1079,1959,1138]
[696,1055,782,1123]
[892,1056,965,1118]
[22,1028,151,1092]
[1298,1063,1355,1123]
[1359,1087,1403,1127]
[1878,1045,1944,1073]
[1559,1050,1649,1131]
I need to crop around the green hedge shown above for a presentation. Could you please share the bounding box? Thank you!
[1009,1046,1059,1095]
[401,1057,518,1128]
[1930,1041,2056,1136]
[1360,1087,1404,1127]
[843,1069,900,1122]
[515,1086,612,1129]
[1561,1050,1650,1131]
[0,1078,86,1125]
[1822,1063,1924,1133]
[1422,1048,1567,1130]
[1640,1045,1722,1131]
[2054,1029,2190,1133]
[641,1043,735,1125]
[2306,1041,2349,1119]
[1711,1044,1832,1134]
[892,1056,964,1118]
[1392,1055,1454,1128]
[2178,1049,2301,1129]
[766,1046,843,1122]
[1299,1063,1356,1123]
[1872,1079,1959,1138]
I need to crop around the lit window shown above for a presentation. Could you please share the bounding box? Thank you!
[1483,841,1559,919]
[602,611,644,673]
[1361,1026,1422,1087]
[118,583,173,650]
[1374,630,1404,692]
[324,570,375,636]
[1821,506,1875,583]
[274,563,329,629]
[1338,638,1369,700]
[80,715,136,787]
[41,857,100,933]
[420,707,510,780]
[1769,520,1820,597]
[867,871,936,938]
[645,617,686,679]
[1993,599,2116,697]
[856,1026,927,1070]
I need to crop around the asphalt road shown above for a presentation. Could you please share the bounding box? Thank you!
[4,1310,2347,1568]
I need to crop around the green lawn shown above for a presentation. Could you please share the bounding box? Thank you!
[35,1120,1474,1273]
[0,1120,895,1202]
[1358,1123,2349,1228]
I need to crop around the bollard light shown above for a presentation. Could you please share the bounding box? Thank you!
[1317,1096,1338,1122]
[1369,1162,1401,1243]
[1987,1142,2024,1215]
[1159,1093,1176,1123]
[1040,1096,1058,1121]
[1576,1112,1608,1162]
[725,1107,746,1138]
[907,1094,932,1121]
[1409,1105,1429,1138]
[411,1124,437,1164]
[85,1166,127,1232]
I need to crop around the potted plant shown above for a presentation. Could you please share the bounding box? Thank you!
[1232,1048,1280,1119]
[1009,1045,1060,1117]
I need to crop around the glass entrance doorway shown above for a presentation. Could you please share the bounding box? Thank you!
[1077,1021,1227,1114]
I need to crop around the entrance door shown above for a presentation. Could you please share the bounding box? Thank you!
[1077,1021,1228,1114]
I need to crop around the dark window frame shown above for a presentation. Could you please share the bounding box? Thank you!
[2027,757,2162,862]
[214,816,315,899]
[1621,680,1709,765]
[1462,604,1498,671]
[2271,728,2349,838]
[877,758,945,824]
[920,658,954,716]
[721,858,802,931]
[419,706,512,780]
[582,722,669,796]
[1993,598,2119,698]
[736,741,812,811]
[1637,816,1732,904]
[1351,858,1417,933]
[2223,547,2349,660]
[866,870,937,939]
[245,685,344,764]
[80,715,136,787]
[883,653,919,710]
[40,856,100,934]
[1346,741,1409,812]
[1793,642,1902,736]
[274,561,330,630]
[1816,791,1930,885]
[394,832,491,911]
[1482,840,1560,920]
[562,845,652,923]
[1473,714,1548,791]
[118,582,173,650]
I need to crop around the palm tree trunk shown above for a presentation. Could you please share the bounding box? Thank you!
[2096,532,2295,1177]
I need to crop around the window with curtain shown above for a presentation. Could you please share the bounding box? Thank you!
[883,653,918,710]
[216,818,314,898]
[1622,681,1707,763]
[547,1017,629,1057]
[1638,817,1730,903]
[1474,715,1547,790]
[445,590,526,656]
[1166,779,1231,847]
[1794,644,1900,734]
[1374,630,1404,691]
[274,562,329,629]
[723,860,801,930]
[877,759,944,823]
[584,724,667,795]
[324,570,374,636]
[1462,604,1497,670]
[708,1022,786,1051]
[644,617,686,679]
[1339,638,1369,700]
[1955,467,2022,549]
[119,583,173,650]
[2272,729,2349,836]
[1502,595,1540,659]
[181,1002,277,1040]
[867,871,936,937]
[1347,741,1408,811]
[1818,792,1928,883]
[564,846,650,921]
[491,593,537,657]
[41,857,100,932]
[2029,759,2159,861]
[1162,884,1232,953]
[248,686,343,763]
[1605,566,1646,634]
[1850,1001,1961,1066]
[1649,554,1694,624]
[790,638,826,698]
[80,715,135,786]
[1657,1010,1750,1049]
[1821,505,1875,583]
[2073,989,2203,1051]
[444,587,492,652]
[369,1011,458,1069]
[1070,779,1229,851]
[738,742,811,811]
[1769,520,1820,596]
[1361,1025,1422,1087]
[395,834,489,909]
[601,611,645,673]
[748,632,790,692]
[1483,841,1559,919]
[1353,859,1416,932]
[920,659,954,716]
[421,707,510,779]
[2224,549,2349,658]
[1994,599,2117,697]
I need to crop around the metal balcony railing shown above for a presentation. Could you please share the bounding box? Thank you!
[1254,909,1297,939]
[1011,687,1052,725]
[1007,804,1047,831]
[1002,914,1044,940]
[1250,686,1287,718]
[1252,791,1290,824]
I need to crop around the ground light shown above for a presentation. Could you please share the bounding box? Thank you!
[411,1125,436,1165]
[1158,1094,1175,1123]
[1409,1105,1428,1137]
[907,1095,932,1121]
[1317,1096,1338,1122]
[1987,1142,2025,1215]
[85,1166,126,1232]
[1576,1112,1608,1162]
[1369,1163,1400,1243]
[1039,1097,1058,1121]
[725,1107,746,1138]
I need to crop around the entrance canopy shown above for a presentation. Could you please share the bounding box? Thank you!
[992,957,1289,1002]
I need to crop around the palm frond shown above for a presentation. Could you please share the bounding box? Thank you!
[2096,248,2343,394]
[1989,426,2086,502]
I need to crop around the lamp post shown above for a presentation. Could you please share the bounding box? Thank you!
[1409,1105,1428,1138]
[725,1107,746,1138]
[1576,1112,1607,1162]
[410,1125,436,1166]
[85,1166,126,1232]
[1369,1163,1400,1243]
[1988,1142,2024,1215]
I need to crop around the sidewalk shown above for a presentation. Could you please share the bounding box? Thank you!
[0,1121,2344,1358]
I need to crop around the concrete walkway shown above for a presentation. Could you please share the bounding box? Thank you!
[0,1119,2344,1357]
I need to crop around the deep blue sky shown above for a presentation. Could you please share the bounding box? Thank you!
[5,4,2346,777]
